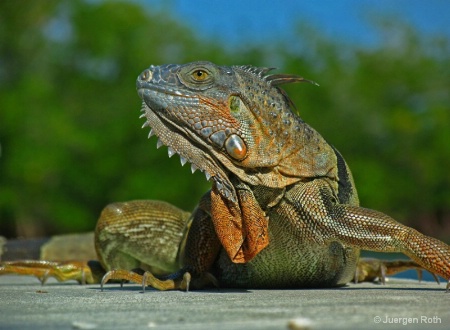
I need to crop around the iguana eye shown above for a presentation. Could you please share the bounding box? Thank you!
[225,134,247,161]
[192,69,209,81]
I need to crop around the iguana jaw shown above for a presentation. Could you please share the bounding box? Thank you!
[139,98,237,203]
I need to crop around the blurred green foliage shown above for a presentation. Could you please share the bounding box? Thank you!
[0,1,449,241]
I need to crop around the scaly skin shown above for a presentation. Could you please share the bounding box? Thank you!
[100,61,450,290]
[1,61,449,290]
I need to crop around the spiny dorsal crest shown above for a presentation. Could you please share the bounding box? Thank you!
[237,65,275,78]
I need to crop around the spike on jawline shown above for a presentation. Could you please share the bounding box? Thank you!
[216,182,223,191]
[168,147,176,158]
[205,172,211,181]
[156,139,163,149]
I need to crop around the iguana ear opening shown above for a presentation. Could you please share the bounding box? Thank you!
[210,184,269,263]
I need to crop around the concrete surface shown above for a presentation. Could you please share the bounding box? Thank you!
[0,275,448,330]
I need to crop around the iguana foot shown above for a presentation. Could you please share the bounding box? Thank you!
[100,268,187,291]
[142,270,192,291]
[354,258,440,284]
[100,269,145,290]
[101,268,219,291]
[0,260,104,284]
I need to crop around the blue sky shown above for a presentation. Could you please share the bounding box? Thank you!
[143,0,450,47]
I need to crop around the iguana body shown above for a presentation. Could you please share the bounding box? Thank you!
[2,61,450,290]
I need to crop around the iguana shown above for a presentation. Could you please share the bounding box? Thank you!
[1,61,449,290]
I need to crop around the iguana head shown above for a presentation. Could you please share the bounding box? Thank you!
[137,61,333,262]
[137,61,325,200]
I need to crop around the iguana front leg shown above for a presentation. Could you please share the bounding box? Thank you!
[95,200,191,274]
[99,196,222,290]
[95,200,193,289]
[294,180,450,289]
